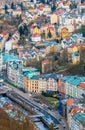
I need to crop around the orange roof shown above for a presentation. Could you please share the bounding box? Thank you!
[71,107,81,116]
[13,43,19,46]
[67,98,74,106]
[80,82,85,89]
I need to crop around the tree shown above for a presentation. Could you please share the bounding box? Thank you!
[41,0,45,4]
[68,62,85,75]
[18,35,26,45]
[80,48,85,62]
[4,4,8,12]
[47,0,49,5]
[80,25,85,37]
[11,2,15,9]
[18,24,28,36]
[0,108,36,130]
[20,2,24,10]
[49,123,56,130]
[58,49,68,66]
[48,31,52,38]
[51,3,56,12]
[0,25,3,33]
[41,31,45,39]
[81,0,84,3]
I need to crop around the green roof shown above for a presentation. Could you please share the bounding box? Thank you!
[66,76,85,86]
[26,72,33,78]
[3,54,18,61]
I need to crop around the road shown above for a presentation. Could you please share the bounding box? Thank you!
[4,81,69,130]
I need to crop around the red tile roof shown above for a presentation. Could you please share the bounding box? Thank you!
[71,107,81,116]
[69,44,78,48]
[32,33,41,37]
[54,10,65,15]
[79,3,85,6]
[80,82,85,89]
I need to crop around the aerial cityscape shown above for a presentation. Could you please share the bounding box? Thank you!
[0,0,85,130]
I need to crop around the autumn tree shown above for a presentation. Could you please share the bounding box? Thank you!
[0,108,36,130]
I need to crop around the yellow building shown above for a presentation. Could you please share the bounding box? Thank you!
[67,45,80,64]
[72,55,80,64]
[24,77,46,93]
[28,7,34,13]
[60,27,70,38]
[68,45,79,54]
[30,24,41,35]
[24,77,39,93]
[59,25,75,33]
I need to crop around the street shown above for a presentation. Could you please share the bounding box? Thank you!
[4,81,69,130]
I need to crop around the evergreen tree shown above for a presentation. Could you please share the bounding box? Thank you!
[48,31,52,38]
[80,25,85,37]
[4,4,8,12]
[20,2,24,10]
[41,0,45,4]
[11,2,15,9]
[41,30,45,39]
[18,24,28,36]
[51,3,56,12]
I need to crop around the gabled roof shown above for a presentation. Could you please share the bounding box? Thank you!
[54,9,65,16]
[80,82,85,89]
[71,107,81,116]
[3,54,18,61]
[66,76,85,86]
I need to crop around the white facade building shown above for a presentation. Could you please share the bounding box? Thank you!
[31,33,41,42]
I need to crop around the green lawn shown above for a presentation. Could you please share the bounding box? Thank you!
[46,97,57,102]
